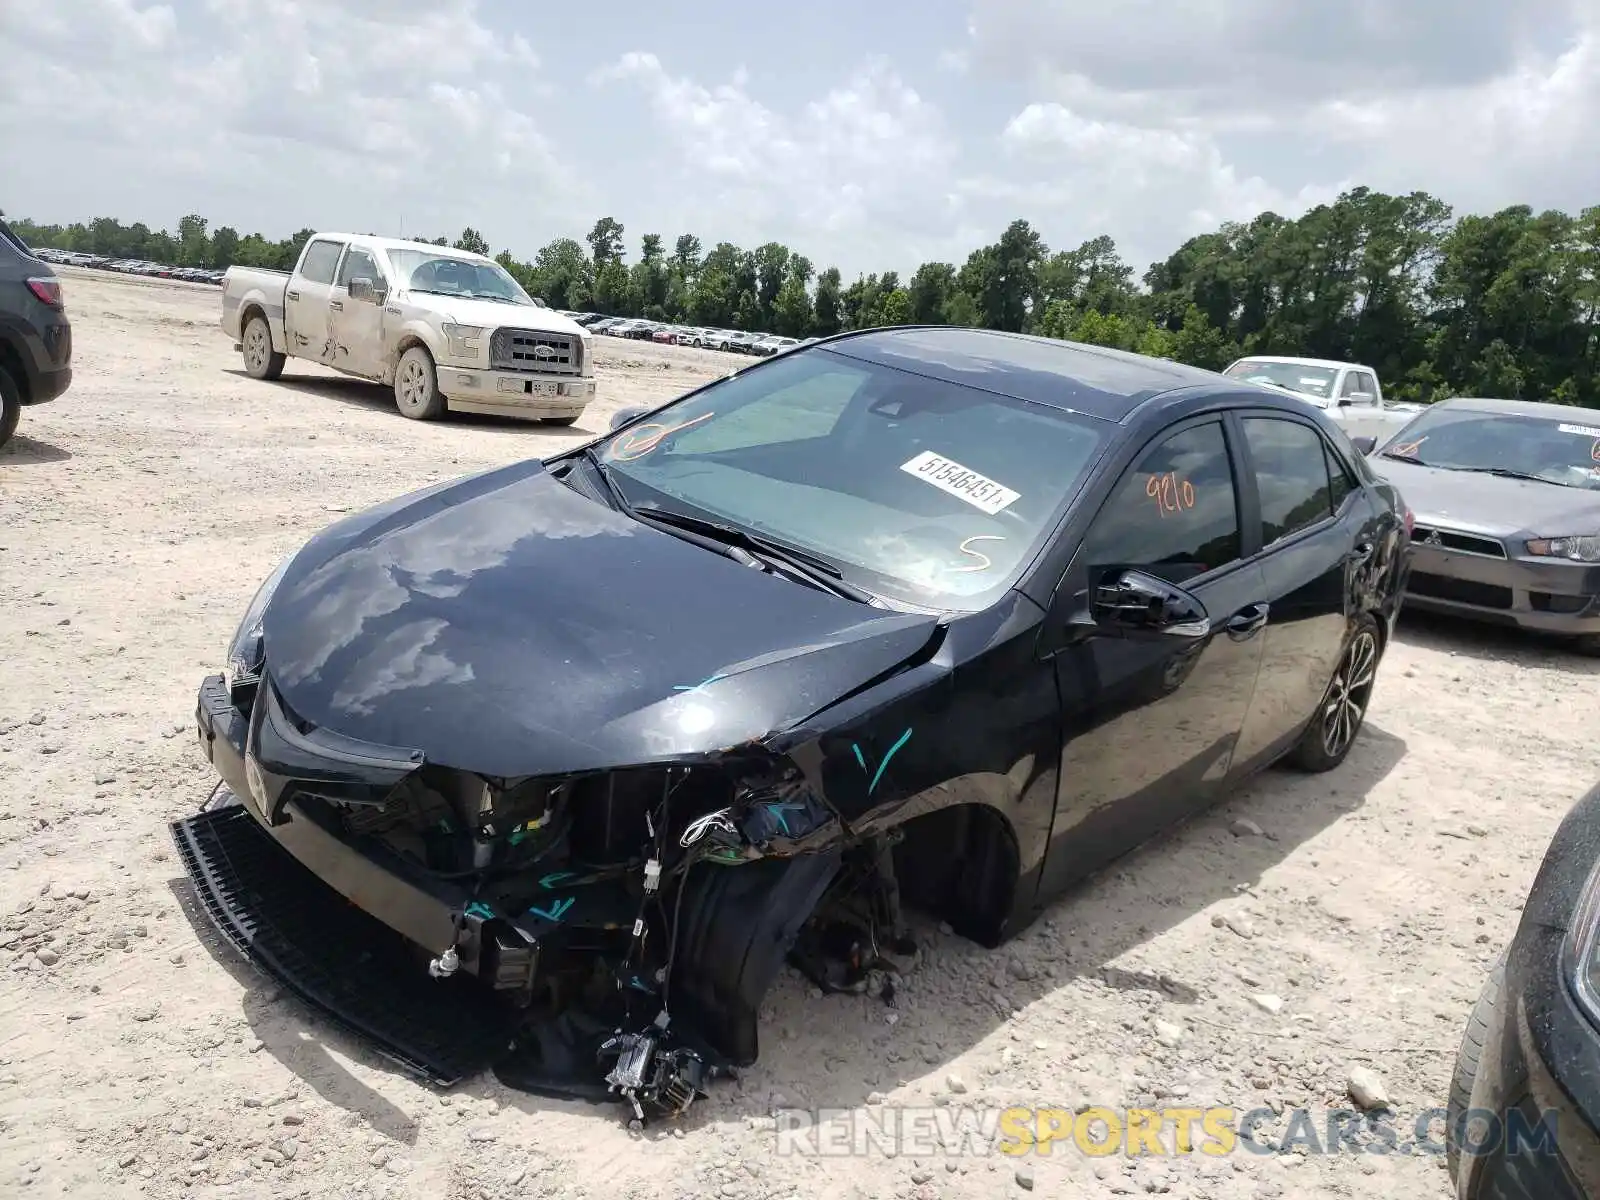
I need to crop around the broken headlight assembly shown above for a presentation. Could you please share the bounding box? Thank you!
[223,553,294,701]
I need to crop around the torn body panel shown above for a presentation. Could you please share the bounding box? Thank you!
[180,579,1057,1120]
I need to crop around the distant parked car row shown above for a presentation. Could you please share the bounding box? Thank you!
[552,311,813,356]
[29,247,225,285]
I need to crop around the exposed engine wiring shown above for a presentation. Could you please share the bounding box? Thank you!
[679,807,736,847]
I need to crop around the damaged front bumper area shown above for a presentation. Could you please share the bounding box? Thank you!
[177,671,904,1122]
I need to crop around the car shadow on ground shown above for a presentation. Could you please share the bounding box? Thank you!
[0,434,72,464]
[223,369,599,438]
[1396,609,1600,676]
[167,724,1407,1136]
[164,877,425,1148]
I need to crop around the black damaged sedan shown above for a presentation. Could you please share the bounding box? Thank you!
[1449,780,1600,1198]
[177,327,1412,1121]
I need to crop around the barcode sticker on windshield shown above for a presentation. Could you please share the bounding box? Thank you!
[1559,423,1600,437]
[900,451,1020,515]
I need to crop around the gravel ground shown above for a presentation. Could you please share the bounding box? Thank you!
[2,267,1597,1200]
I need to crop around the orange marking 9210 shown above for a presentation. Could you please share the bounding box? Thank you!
[1146,472,1196,517]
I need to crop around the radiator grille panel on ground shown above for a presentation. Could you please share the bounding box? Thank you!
[170,804,515,1086]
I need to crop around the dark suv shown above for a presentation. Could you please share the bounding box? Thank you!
[0,218,73,449]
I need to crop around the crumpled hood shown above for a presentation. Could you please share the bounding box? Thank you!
[260,459,942,778]
[1369,457,1600,537]
[401,293,588,338]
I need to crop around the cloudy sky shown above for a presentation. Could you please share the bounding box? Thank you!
[4,0,1597,279]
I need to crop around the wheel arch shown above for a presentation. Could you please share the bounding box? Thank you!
[860,775,1032,949]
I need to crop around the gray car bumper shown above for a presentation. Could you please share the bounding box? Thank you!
[1403,545,1600,636]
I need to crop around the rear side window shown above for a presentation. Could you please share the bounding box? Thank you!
[1325,441,1357,511]
[0,219,32,261]
[1242,417,1335,545]
[1080,421,1242,584]
[298,239,345,284]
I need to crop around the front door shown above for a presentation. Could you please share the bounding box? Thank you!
[330,246,387,378]
[1231,413,1370,771]
[1040,417,1270,896]
[284,237,343,365]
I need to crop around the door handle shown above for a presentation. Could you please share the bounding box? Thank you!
[287,290,300,300]
[1225,602,1270,640]
[329,300,343,311]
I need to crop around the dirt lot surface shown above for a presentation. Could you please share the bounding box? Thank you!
[2,267,1598,1200]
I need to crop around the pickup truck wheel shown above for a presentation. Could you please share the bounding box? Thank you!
[241,314,285,381]
[394,346,446,421]
[0,365,21,449]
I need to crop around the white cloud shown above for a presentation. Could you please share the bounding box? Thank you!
[0,0,588,251]
[593,51,975,272]
[3,0,1597,284]
[959,0,1600,269]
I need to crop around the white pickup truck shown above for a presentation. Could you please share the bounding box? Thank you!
[1221,355,1422,443]
[220,233,597,425]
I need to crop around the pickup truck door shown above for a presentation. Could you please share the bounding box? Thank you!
[284,238,345,365]
[329,246,387,378]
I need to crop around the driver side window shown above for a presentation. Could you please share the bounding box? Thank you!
[336,248,380,290]
[1079,421,1242,585]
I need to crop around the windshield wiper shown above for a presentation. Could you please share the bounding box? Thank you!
[1446,466,1581,487]
[1380,451,1425,464]
[581,449,763,569]
[631,503,881,604]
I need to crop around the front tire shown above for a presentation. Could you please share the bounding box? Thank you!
[0,365,21,449]
[1447,953,1504,1183]
[1285,612,1381,772]
[241,313,285,381]
[393,346,446,421]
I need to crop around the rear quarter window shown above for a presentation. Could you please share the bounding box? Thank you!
[298,239,345,284]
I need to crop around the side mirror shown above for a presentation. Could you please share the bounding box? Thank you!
[1089,570,1211,639]
[608,405,651,433]
[1350,435,1377,455]
[349,277,383,303]
[1343,392,1373,407]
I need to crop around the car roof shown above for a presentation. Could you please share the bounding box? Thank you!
[821,326,1233,423]
[1231,354,1372,372]
[1432,396,1600,421]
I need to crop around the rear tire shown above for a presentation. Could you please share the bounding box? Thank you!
[1285,612,1381,772]
[241,313,285,381]
[393,346,446,421]
[0,365,21,449]
[1447,953,1504,1183]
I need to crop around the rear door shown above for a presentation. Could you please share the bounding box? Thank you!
[284,237,344,364]
[1039,416,1270,895]
[1229,410,1374,772]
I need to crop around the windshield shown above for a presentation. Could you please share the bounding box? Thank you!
[596,348,1110,610]
[384,249,533,304]
[1378,408,1600,490]
[1223,360,1338,401]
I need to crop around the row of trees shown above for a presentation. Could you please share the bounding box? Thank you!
[14,189,1600,407]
